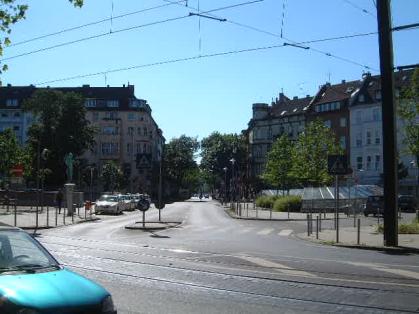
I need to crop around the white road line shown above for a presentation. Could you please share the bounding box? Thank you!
[238,228,253,234]
[278,229,293,236]
[213,227,235,233]
[199,226,216,231]
[257,228,275,235]
[240,256,317,278]
[347,262,419,280]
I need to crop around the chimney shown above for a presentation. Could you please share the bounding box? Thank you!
[293,96,298,100]
[82,84,90,88]
[7,83,12,87]
[341,79,346,84]
[306,95,310,98]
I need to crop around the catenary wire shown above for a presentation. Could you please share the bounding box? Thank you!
[2,0,263,62]
[341,0,376,17]
[9,1,187,47]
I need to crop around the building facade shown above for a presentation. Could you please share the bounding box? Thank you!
[0,84,164,194]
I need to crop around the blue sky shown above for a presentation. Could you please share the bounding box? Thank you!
[2,0,418,142]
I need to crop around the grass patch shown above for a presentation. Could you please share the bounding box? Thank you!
[376,219,419,234]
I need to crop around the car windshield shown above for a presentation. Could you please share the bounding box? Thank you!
[0,230,58,272]
[99,195,118,202]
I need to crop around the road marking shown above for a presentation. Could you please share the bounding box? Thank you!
[278,229,293,236]
[347,261,419,280]
[199,226,216,231]
[240,256,316,278]
[238,228,253,234]
[257,228,275,235]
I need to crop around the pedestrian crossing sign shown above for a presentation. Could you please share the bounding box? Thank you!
[327,155,349,175]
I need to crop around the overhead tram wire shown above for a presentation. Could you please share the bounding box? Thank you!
[341,0,376,18]
[1,0,263,62]
[9,1,187,47]
[162,0,378,71]
[36,40,376,86]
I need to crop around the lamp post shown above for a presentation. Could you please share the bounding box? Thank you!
[410,160,418,197]
[223,167,227,204]
[230,158,236,202]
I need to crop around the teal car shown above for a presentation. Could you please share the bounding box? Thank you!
[0,225,116,314]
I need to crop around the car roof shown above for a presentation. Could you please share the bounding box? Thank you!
[0,223,22,231]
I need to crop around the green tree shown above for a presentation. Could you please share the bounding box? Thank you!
[163,135,200,198]
[262,135,295,193]
[101,161,123,192]
[399,68,419,166]
[292,119,342,186]
[23,90,96,186]
[200,132,247,192]
[0,128,26,180]
[0,0,83,79]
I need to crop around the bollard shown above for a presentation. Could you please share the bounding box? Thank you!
[316,216,319,239]
[142,211,146,228]
[246,204,249,217]
[14,202,17,227]
[55,206,58,227]
[256,206,258,218]
[310,214,313,235]
[336,210,339,243]
[46,205,49,228]
[270,207,272,220]
[63,207,66,225]
[357,218,361,245]
[307,214,310,236]
[319,214,322,232]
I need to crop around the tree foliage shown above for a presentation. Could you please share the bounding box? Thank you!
[23,90,96,186]
[262,135,294,191]
[399,68,419,165]
[0,128,27,179]
[200,132,247,189]
[101,161,123,192]
[0,0,83,79]
[163,135,200,197]
[291,119,342,186]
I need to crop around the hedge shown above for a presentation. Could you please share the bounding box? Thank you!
[255,195,302,212]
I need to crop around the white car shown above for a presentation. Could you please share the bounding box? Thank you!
[95,195,122,214]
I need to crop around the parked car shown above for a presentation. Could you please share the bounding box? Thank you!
[0,226,117,313]
[398,195,418,212]
[118,194,134,211]
[95,195,122,215]
[364,195,384,217]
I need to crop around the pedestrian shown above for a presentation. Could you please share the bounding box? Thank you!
[56,189,63,214]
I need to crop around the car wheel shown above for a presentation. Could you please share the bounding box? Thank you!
[364,213,368,217]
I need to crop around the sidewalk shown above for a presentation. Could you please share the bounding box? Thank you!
[0,205,98,229]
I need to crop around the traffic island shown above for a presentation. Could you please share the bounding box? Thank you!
[125,221,181,231]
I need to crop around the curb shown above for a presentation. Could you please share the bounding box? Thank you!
[224,208,336,222]
[294,232,419,255]
[125,221,181,231]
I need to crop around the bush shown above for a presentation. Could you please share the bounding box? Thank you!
[376,219,419,234]
[255,195,277,208]
[273,195,302,212]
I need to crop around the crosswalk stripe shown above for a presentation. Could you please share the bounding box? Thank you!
[257,228,275,235]
[278,229,293,236]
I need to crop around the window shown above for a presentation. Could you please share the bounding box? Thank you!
[128,127,134,135]
[1,112,8,118]
[324,120,331,128]
[128,113,136,120]
[375,155,380,171]
[375,90,381,100]
[372,108,380,121]
[137,127,142,136]
[13,112,20,117]
[143,143,147,153]
[375,130,381,144]
[102,126,118,135]
[366,130,371,145]
[339,136,346,149]
[356,111,362,123]
[85,99,96,107]
[129,99,139,108]
[104,111,118,119]
[6,99,18,107]
[340,117,346,127]
[127,143,132,154]
[106,100,119,108]
[357,156,363,170]
[13,125,20,131]
[359,94,365,102]
[101,143,118,155]
[136,143,141,153]
[143,127,147,136]
[366,156,372,170]
[356,132,362,147]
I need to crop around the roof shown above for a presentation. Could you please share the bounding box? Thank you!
[0,84,151,112]
[310,79,360,106]
[271,95,312,118]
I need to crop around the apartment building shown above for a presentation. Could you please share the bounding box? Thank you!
[0,84,164,194]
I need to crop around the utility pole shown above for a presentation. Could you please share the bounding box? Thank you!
[377,0,398,246]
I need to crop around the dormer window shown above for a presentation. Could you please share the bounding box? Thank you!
[359,94,365,102]
[106,100,119,108]
[6,99,18,107]
[85,99,97,107]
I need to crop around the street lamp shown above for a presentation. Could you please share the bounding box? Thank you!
[230,158,236,202]
[410,160,418,197]
[223,167,228,203]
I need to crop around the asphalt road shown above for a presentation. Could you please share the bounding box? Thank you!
[36,199,419,314]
